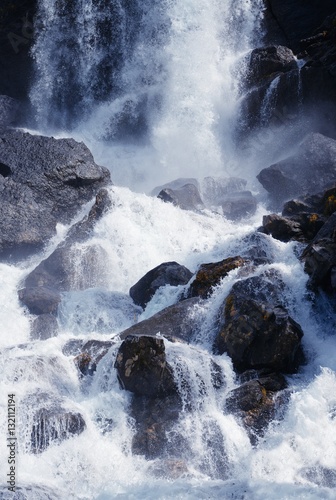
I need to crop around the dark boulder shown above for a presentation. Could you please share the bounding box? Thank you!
[18,287,61,315]
[225,372,288,441]
[30,314,58,340]
[187,256,246,299]
[115,336,176,398]
[257,133,336,204]
[158,183,205,212]
[301,212,336,292]
[0,130,110,259]
[247,46,297,88]
[129,261,193,308]
[220,191,257,220]
[119,297,202,344]
[131,394,182,459]
[30,407,86,453]
[214,276,304,373]
[74,339,114,376]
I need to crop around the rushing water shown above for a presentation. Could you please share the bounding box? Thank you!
[1,0,336,498]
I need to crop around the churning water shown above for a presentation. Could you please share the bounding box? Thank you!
[1,0,336,498]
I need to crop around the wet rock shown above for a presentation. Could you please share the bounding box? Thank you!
[0,130,110,259]
[301,212,336,292]
[151,178,200,197]
[201,176,247,205]
[220,191,257,220]
[22,189,112,293]
[131,394,182,459]
[158,183,205,212]
[115,335,177,398]
[18,287,61,315]
[225,373,288,441]
[257,133,336,204]
[300,465,336,488]
[74,339,114,376]
[262,212,325,243]
[187,256,246,299]
[119,297,202,344]
[237,232,275,265]
[247,46,297,88]
[129,261,193,308]
[214,276,304,373]
[62,339,84,357]
[30,314,58,340]
[149,459,189,479]
[30,407,86,453]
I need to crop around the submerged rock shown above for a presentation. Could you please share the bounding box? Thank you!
[187,256,246,299]
[115,335,177,398]
[0,130,110,259]
[129,261,193,308]
[214,276,304,373]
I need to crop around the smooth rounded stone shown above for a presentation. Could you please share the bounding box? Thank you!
[131,394,182,459]
[150,177,200,197]
[247,45,297,87]
[0,129,110,259]
[0,95,20,127]
[31,314,58,340]
[18,287,61,315]
[129,261,193,308]
[115,335,177,398]
[74,339,114,376]
[158,183,205,212]
[220,191,257,220]
[187,256,246,299]
[257,133,336,204]
[215,276,304,373]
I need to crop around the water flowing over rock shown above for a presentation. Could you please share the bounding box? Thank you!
[130,261,193,308]
[214,276,304,373]
[30,314,59,341]
[74,340,114,377]
[158,183,205,212]
[247,46,297,88]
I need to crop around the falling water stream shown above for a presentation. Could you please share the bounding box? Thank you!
[1,0,336,498]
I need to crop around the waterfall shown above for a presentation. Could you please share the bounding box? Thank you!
[1,0,336,499]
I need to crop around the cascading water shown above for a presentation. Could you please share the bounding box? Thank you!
[1,0,336,499]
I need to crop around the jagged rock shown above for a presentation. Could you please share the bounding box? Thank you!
[22,189,112,293]
[220,191,257,220]
[247,46,297,88]
[301,212,336,292]
[158,183,205,212]
[131,394,182,459]
[187,256,246,299]
[262,212,325,243]
[129,261,193,308]
[119,297,202,344]
[257,133,336,204]
[214,276,304,373]
[0,130,110,259]
[74,340,114,376]
[115,335,177,398]
[18,287,61,315]
[225,373,288,441]
[30,407,86,453]
[30,314,58,340]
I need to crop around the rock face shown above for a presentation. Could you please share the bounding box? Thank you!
[18,287,61,315]
[257,133,336,204]
[0,95,20,126]
[119,297,202,344]
[74,340,114,377]
[247,46,297,88]
[30,314,58,341]
[187,256,246,299]
[215,276,304,373]
[129,261,193,308]
[115,335,176,397]
[0,130,110,259]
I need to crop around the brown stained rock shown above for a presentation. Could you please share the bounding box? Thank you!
[187,256,246,299]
